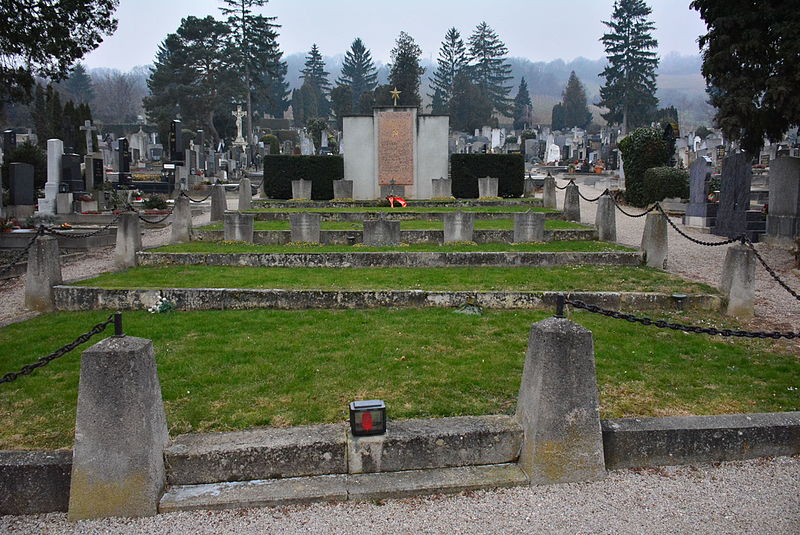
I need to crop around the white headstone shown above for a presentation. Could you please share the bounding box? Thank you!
[40,139,63,215]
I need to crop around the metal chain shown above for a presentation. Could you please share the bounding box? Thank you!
[577,188,608,203]
[554,179,573,191]
[136,205,175,224]
[745,239,800,302]
[611,197,659,218]
[0,314,116,385]
[654,203,744,246]
[0,227,44,280]
[565,298,797,339]
[180,190,213,203]
[41,212,123,239]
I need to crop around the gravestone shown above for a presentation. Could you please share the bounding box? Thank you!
[478,176,499,198]
[85,154,105,209]
[117,138,132,186]
[290,212,321,243]
[712,153,752,238]
[223,213,254,242]
[2,129,16,153]
[443,211,474,242]
[291,179,312,200]
[333,179,354,199]
[41,139,64,214]
[363,219,400,246]
[9,163,35,219]
[62,153,83,192]
[169,119,184,163]
[513,211,545,242]
[765,156,800,247]
[683,157,716,228]
[431,177,452,198]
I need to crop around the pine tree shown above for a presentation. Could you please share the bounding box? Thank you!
[330,85,353,130]
[301,44,331,117]
[62,63,95,104]
[561,71,592,130]
[551,103,565,131]
[468,22,513,116]
[598,0,659,133]
[337,38,378,109]
[449,70,493,132]
[388,32,425,107]
[428,27,469,114]
[512,77,532,130]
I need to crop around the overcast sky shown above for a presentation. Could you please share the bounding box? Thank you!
[82,0,709,71]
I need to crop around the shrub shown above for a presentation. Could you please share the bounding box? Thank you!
[262,155,343,200]
[449,154,524,198]
[642,167,689,204]
[261,134,280,155]
[617,127,671,206]
[142,194,168,210]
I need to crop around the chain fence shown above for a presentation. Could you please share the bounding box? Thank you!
[180,190,214,203]
[576,188,608,203]
[0,312,121,385]
[41,212,123,239]
[0,227,45,282]
[746,240,800,302]
[554,179,572,191]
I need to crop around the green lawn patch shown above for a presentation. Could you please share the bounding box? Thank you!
[73,265,717,294]
[150,241,630,254]
[197,219,587,231]
[0,309,796,449]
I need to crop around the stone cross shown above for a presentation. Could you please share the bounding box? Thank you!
[79,120,97,153]
[232,105,246,144]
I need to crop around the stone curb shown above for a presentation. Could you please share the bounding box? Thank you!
[252,200,545,209]
[52,288,722,313]
[245,211,562,222]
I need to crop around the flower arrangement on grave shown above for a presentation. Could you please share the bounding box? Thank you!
[77,193,94,202]
[0,218,19,232]
[142,194,168,210]
[148,296,175,314]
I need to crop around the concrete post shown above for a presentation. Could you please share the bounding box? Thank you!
[68,336,168,520]
[223,212,254,243]
[114,212,141,269]
[513,211,545,243]
[595,194,617,242]
[542,175,557,209]
[563,182,581,221]
[210,184,227,222]
[238,176,252,211]
[24,235,62,312]
[170,196,191,244]
[290,212,321,243]
[641,212,668,269]
[443,211,474,242]
[720,243,755,319]
[516,317,606,485]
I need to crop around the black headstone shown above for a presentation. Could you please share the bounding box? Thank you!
[9,162,35,205]
[91,157,105,189]
[169,120,184,163]
[118,138,131,174]
[712,153,752,238]
[686,158,712,217]
[2,129,16,154]
[62,153,84,192]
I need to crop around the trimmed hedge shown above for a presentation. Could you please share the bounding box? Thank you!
[450,154,524,198]
[263,155,343,200]
[617,127,671,207]
[642,167,689,204]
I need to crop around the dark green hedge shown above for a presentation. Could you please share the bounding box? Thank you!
[449,154,524,198]
[642,166,689,204]
[262,155,343,200]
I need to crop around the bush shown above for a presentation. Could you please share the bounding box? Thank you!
[142,194,168,210]
[642,167,689,204]
[1,141,46,191]
[449,154,524,198]
[617,127,671,206]
[262,155,343,200]
[261,134,280,155]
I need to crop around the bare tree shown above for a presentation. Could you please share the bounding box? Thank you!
[90,68,147,123]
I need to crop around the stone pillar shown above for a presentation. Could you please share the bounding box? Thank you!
[210,184,227,222]
[641,212,668,269]
[542,174,557,209]
[595,194,617,242]
[363,219,400,246]
[114,212,141,269]
[68,336,168,520]
[516,317,606,485]
[24,235,62,312]
[562,182,581,222]
[40,139,63,215]
[290,212,321,243]
[223,212,254,243]
[478,176,499,198]
[170,196,191,244]
[513,211,545,243]
[291,179,312,200]
[431,178,452,199]
[765,156,800,247]
[238,176,252,211]
[333,180,354,200]
[720,243,755,319]
[522,178,537,198]
[443,211,474,242]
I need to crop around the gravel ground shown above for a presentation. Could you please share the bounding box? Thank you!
[2,456,798,534]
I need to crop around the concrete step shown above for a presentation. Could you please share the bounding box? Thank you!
[159,463,529,512]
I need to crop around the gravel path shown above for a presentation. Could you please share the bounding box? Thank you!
[2,456,798,534]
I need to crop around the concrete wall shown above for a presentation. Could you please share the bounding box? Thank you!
[416,116,449,200]
[343,117,375,200]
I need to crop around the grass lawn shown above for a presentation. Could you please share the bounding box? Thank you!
[150,241,630,254]
[73,265,718,294]
[0,309,797,449]
[196,220,587,231]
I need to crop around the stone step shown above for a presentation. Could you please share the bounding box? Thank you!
[159,463,529,513]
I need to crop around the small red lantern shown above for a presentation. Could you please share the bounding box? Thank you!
[349,400,387,436]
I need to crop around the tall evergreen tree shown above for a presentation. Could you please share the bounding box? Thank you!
[598,0,659,133]
[449,70,493,132]
[551,103,565,131]
[61,63,95,104]
[388,32,425,107]
[337,38,378,109]
[330,85,353,130]
[561,71,593,130]
[512,77,532,130]
[301,44,331,117]
[428,27,469,114]
[468,22,513,116]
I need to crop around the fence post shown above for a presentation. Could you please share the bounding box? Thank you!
[170,196,191,244]
[24,235,63,312]
[516,316,606,484]
[641,212,668,269]
[68,335,168,520]
[114,212,141,269]
[542,174,557,209]
[210,184,227,222]
[595,195,617,242]
[238,176,252,211]
[720,243,755,319]
[562,182,581,222]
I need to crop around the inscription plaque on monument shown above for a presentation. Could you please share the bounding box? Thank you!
[378,111,414,186]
